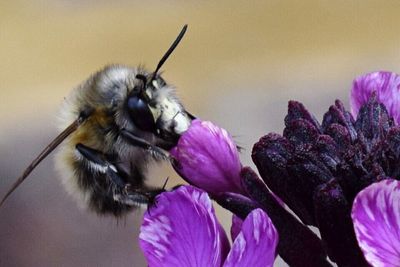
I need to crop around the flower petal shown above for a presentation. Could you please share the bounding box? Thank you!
[352,179,400,267]
[171,119,243,195]
[223,208,278,267]
[230,215,242,241]
[350,71,400,124]
[139,185,229,267]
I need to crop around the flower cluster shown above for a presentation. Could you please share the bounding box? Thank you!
[138,71,400,267]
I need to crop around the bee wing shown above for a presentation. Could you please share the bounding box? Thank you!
[0,119,81,207]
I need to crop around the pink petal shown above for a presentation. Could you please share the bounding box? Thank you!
[352,179,400,267]
[350,71,400,124]
[171,119,243,195]
[139,186,229,267]
[223,209,279,267]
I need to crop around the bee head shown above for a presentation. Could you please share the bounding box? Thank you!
[126,72,191,148]
[125,24,192,148]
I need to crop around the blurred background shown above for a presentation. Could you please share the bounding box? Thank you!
[1,1,400,266]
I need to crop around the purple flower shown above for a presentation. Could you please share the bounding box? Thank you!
[352,179,400,266]
[350,71,400,124]
[252,94,398,265]
[170,119,243,196]
[139,185,278,267]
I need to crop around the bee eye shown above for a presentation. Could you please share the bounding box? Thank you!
[127,95,156,132]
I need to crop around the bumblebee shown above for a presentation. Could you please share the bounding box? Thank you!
[1,25,193,216]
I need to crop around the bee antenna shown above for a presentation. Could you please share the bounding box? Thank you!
[136,74,147,85]
[0,112,91,208]
[135,74,151,102]
[149,24,188,82]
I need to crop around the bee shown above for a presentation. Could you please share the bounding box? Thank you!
[0,25,194,216]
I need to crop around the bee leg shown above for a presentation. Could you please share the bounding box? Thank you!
[120,129,170,160]
[76,143,164,206]
[113,187,164,206]
[109,174,164,206]
[116,178,169,206]
[113,192,150,205]
[75,143,125,187]
[76,144,109,166]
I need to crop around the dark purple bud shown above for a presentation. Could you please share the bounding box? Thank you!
[313,135,341,172]
[251,134,291,186]
[384,127,400,177]
[285,101,322,133]
[354,94,393,142]
[314,179,368,267]
[322,100,357,142]
[252,134,315,225]
[285,151,334,225]
[240,167,332,267]
[283,119,320,147]
[338,160,384,202]
[215,192,258,220]
[257,132,295,158]
[386,127,400,158]
[324,123,352,151]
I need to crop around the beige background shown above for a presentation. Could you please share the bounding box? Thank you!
[1,1,400,266]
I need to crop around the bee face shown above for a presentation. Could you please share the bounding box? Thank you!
[1,25,192,216]
[124,70,191,148]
